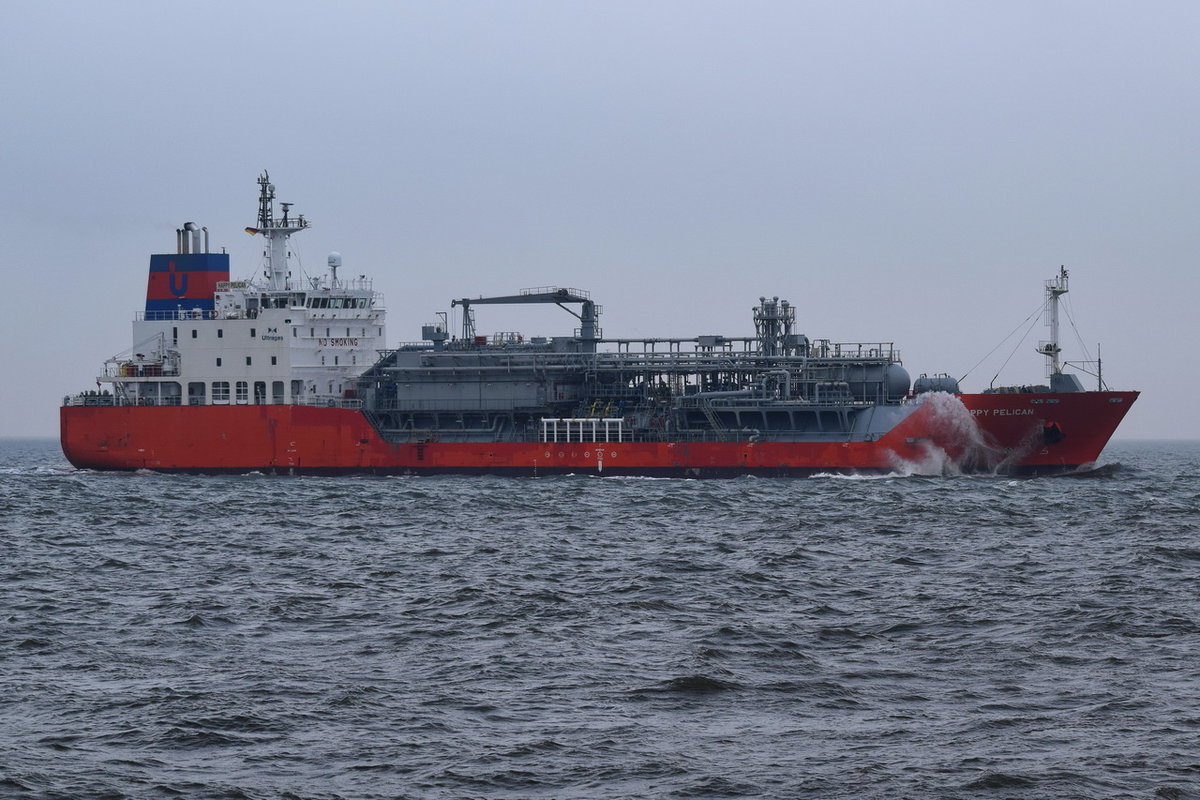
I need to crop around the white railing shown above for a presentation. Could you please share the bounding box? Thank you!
[540,417,625,443]
[138,310,219,321]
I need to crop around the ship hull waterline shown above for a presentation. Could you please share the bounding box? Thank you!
[61,391,1138,477]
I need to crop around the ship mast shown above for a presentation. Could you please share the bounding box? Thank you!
[246,171,309,291]
[1036,266,1068,377]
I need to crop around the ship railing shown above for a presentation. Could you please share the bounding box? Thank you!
[674,393,873,408]
[138,310,220,321]
[63,392,366,409]
[323,277,375,293]
[492,331,526,345]
[103,362,181,378]
[293,277,377,294]
[64,393,185,407]
[375,398,535,412]
[586,350,898,370]
[63,391,117,407]
[294,396,364,409]
[373,350,899,374]
[809,341,899,361]
[522,286,590,299]
[540,417,626,443]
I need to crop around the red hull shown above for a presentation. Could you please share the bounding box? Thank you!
[60,391,1137,476]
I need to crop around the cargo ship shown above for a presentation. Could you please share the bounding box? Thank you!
[60,175,1138,476]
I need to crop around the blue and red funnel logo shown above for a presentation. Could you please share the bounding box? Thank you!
[145,253,230,314]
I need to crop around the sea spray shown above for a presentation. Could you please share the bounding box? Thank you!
[888,392,1007,475]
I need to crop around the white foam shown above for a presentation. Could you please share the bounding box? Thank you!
[809,471,911,481]
[887,392,1012,476]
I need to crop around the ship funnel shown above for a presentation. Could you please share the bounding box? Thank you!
[148,221,230,316]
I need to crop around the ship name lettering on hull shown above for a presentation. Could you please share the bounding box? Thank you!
[970,408,1035,417]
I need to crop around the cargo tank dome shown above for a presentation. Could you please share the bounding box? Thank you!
[884,364,911,399]
[914,374,960,394]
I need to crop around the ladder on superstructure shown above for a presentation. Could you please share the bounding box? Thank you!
[699,402,728,441]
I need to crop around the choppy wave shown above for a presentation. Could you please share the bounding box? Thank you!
[1,438,1198,799]
[810,470,915,480]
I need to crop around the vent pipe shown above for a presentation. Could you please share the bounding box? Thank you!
[184,222,200,255]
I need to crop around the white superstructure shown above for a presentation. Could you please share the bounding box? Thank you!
[92,174,387,408]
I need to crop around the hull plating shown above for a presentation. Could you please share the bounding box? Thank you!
[61,391,1137,476]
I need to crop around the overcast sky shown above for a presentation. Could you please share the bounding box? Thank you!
[3,1,1196,440]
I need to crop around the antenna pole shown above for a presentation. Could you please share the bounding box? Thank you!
[251,172,310,292]
[1037,265,1069,377]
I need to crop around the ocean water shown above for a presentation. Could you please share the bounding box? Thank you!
[2,438,1198,800]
